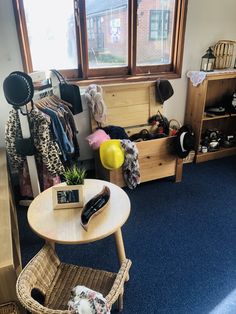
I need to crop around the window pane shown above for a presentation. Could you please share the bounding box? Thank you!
[23,0,77,70]
[137,0,175,66]
[85,0,128,69]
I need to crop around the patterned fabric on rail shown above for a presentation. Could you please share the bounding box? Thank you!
[5,108,65,176]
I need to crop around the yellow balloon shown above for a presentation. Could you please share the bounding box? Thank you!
[99,140,125,170]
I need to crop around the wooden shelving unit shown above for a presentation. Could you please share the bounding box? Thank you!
[202,113,236,121]
[185,70,236,163]
[196,146,236,163]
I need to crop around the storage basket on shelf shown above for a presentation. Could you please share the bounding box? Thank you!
[169,119,181,136]
[213,40,236,69]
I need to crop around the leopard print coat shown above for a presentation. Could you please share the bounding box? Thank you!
[5,108,65,176]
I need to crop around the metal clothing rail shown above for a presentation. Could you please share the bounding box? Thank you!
[18,112,41,198]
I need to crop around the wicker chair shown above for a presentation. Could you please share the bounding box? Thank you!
[16,244,131,314]
[0,302,21,314]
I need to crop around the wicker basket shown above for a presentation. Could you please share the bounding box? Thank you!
[169,119,181,136]
[183,150,195,164]
[0,302,20,314]
[213,40,236,69]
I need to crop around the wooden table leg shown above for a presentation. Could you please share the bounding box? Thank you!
[46,240,55,250]
[114,228,129,281]
[114,228,126,265]
[175,157,183,182]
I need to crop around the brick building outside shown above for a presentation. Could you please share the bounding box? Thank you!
[86,0,175,67]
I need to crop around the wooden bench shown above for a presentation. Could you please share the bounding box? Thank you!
[90,82,183,187]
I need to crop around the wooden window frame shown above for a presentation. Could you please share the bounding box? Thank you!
[12,0,188,85]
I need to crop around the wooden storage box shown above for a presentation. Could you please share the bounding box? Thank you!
[90,82,183,187]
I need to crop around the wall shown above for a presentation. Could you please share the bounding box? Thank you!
[166,0,236,123]
[0,0,23,148]
[0,0,236,159]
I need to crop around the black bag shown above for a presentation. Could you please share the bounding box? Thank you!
[15,137,36,156]
[51,69,83,115]
[148,110,169,135]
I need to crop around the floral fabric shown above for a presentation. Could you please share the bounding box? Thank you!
[121,139,140,189]
[68,285,110,314]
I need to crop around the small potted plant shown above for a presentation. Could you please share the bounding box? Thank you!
[63,165,86,186]
[52,165,86,209]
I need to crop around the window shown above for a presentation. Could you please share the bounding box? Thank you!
[85,2,128,70]
[137,1,174,67]
[149,10,170,40]
[13,0,188,83]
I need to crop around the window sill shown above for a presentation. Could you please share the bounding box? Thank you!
[71,72,181,87]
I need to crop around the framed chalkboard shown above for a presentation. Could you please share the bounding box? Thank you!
[52,185,84,209]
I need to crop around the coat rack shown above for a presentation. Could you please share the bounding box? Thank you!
[26,72,61,198]
[3,71,60,203]
[18,112,41,198]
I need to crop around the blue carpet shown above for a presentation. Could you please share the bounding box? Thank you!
[17,156,236,314]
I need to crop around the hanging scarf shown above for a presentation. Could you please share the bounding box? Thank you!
[121,139,140,189]
[84,84,107,125]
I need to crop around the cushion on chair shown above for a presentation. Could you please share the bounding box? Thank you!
[45,263,116,311]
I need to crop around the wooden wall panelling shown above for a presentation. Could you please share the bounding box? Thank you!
[0,149,22,309]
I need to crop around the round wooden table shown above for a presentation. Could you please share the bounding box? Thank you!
[27,179,131,266]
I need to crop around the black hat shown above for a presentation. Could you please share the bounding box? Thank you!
[3,71,34,107]
[156,79,174,104]
[175,125,195,158]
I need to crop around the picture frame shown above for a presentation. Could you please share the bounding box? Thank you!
[52,185,84,209]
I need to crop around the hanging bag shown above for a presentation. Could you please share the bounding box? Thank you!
[50,69,83,115]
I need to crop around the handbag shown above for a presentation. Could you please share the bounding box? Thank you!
[51,69,83,115]
[147,110,169,135]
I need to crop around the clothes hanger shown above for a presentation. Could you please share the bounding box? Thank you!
[51,94,73,108]
[35,98,47,110]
